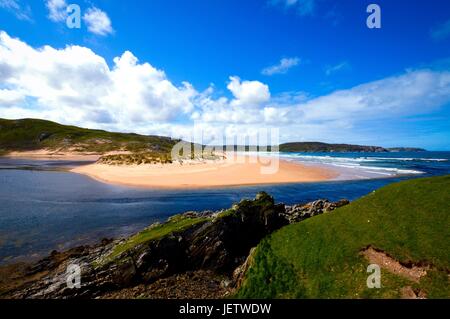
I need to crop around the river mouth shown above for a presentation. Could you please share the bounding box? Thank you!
[0,158,96,171]
[0,152,449,265]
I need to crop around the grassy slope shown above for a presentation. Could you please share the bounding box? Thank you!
[237,175,450,298]
[101,215,209,265]
[0,118,178,153]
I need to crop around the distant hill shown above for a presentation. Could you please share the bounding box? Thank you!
[0,118,179,154]
[279,142,426,153]
[0,118,426,156]
[279,142,388,153]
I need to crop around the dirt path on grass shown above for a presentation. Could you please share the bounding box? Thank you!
[361,246,429,282]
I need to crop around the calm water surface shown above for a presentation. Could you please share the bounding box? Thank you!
[1,152,449,264]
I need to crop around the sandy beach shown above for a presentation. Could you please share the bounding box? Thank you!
[71,154,339,188]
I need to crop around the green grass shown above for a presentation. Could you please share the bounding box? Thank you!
[216,209,237,219]
[102,215,210,264]
[98,152,174,165]
[0,118,178,154]
[0,118,222,163]
[237,175,450,299]
[97,148,221,165]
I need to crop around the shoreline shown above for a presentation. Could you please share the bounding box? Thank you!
[2,150,427,189]
[4,150,134,161]
[71,154,340,189]
[4,150,102,161]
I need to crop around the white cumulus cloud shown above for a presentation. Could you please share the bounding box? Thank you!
[227,76,270,107]
[45,0,67,22]
[83,7,114,36]
[45,1,114,36]
[0,31,195,131]
[0,30,449,146]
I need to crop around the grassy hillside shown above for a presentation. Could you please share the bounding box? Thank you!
[0,118,178,154]
[237,175,450,298]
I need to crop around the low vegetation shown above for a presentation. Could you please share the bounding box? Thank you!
[102,215,210,264]
[97,149,221,165]
[0,118,178,154]
[236,175,450,298]
[98,152,174,165]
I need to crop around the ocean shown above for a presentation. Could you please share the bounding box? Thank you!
[0,151,449,265]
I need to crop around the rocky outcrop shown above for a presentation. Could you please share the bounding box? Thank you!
[1,193,349,299]
[186,193,287,273]
[232,247,257,289]
[283,199,350,223]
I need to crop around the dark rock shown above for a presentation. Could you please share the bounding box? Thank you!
[283,198,349,223]
[185,192,287,273]
[110,257,137,286]
[2,193,350,299]
[232,247,256,288]
[101,238,114,246]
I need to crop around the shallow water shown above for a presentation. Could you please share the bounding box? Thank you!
[0,152,449,265]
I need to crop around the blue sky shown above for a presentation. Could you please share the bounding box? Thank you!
[0,0,450,150]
